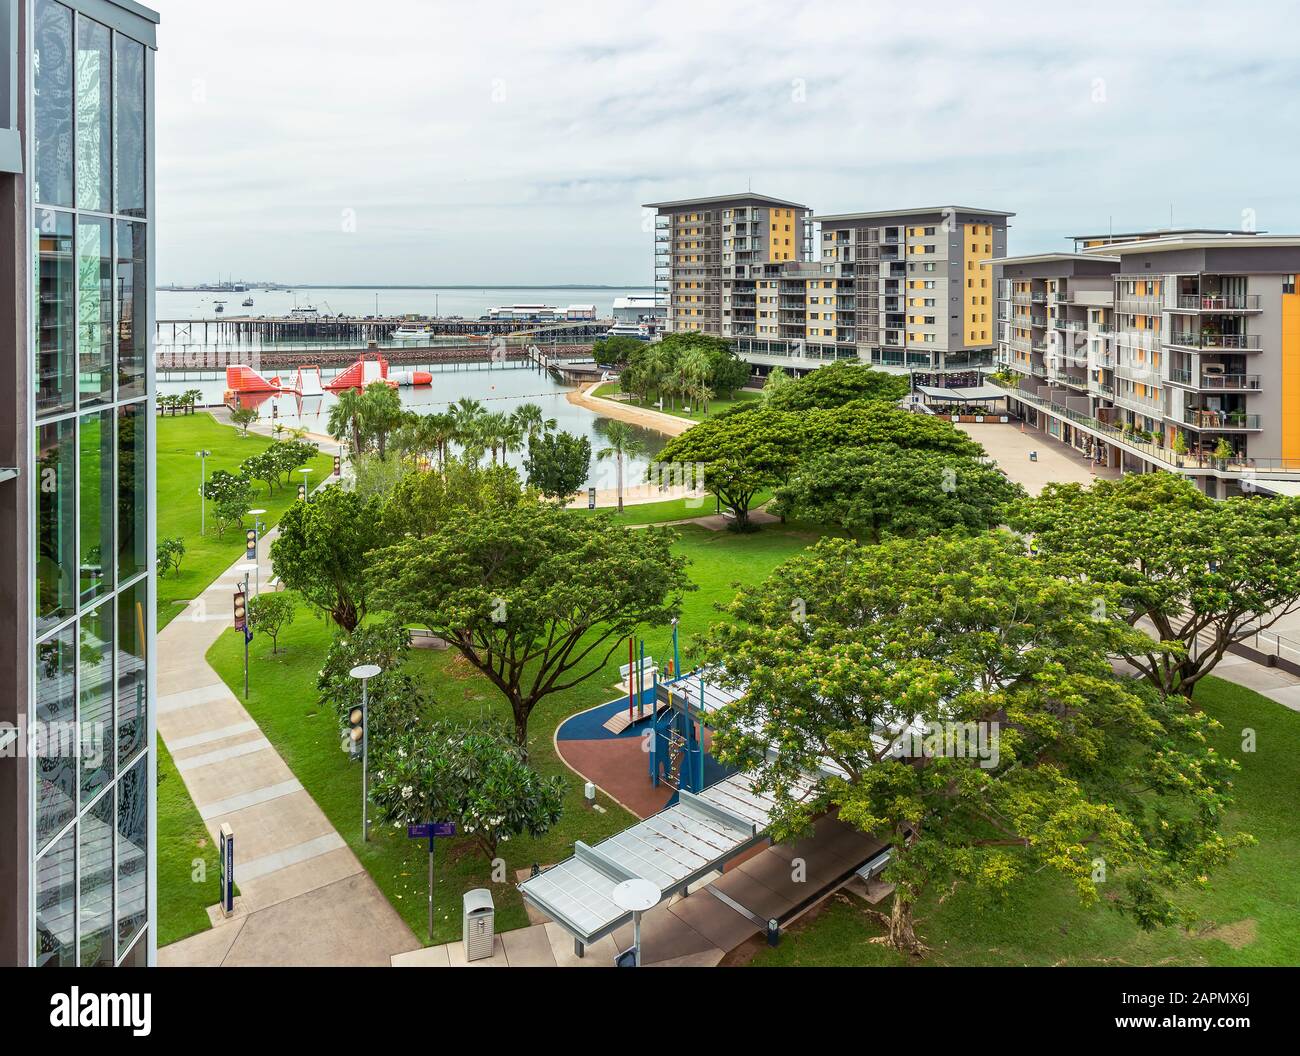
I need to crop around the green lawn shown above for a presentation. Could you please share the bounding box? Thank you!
[203,524,818,944]
[747,675,1300,967]
[155,413,334,631]
[573,490,774,526]
[593,382,762,422]
[156,737,226,947]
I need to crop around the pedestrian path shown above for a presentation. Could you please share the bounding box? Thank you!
[156,519,419,966]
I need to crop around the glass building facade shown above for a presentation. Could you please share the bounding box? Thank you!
[0,0,157,968]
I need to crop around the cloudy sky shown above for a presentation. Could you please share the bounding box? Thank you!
[152,0,1300,285]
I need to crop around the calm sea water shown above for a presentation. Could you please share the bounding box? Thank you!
[157,362,667,488]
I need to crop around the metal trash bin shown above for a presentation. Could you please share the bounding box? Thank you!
[463,888,495,961]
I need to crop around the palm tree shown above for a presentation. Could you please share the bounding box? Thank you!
[449,397,486,461]
[423,411,457,469]
[480,411,512,464]
[327,388,366,456]
[510,402,556,444]
[596,420,645,513]
[680,349,713,414]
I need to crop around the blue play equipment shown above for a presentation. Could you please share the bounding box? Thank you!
[647,621,708,795]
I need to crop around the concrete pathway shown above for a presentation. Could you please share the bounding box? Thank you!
[156,519,419,966]
[956,420,1120,495]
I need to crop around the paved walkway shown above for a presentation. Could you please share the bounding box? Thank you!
[956,420,1120,495]
[156,519,419,966]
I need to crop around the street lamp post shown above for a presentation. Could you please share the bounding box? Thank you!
[298,467,312,502]
[349,664,382,842]
[196,449,212,535]
[248,509,267,596]
[235,565,256,698]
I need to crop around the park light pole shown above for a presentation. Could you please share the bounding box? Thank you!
[298,467,312,502]
[234,566,255,698]
[196,449,212,535]
[349,664,382,842]
[248,509,267,596]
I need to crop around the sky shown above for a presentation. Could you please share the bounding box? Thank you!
[152,0,1300,285]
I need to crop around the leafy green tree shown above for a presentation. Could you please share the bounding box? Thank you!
[367,503,693,751]
[773,446,1024,541]
[240,449,280,495]
[351,451,412,502]
[369,720,565,861]
[1010,472,1300,700]
[593,335,644,368]
[230,406,259,435]
[270,484,386,631]
[766,360,909,411]
[328,388,367,458]
[701,533,1250,954]
[156,536,186,578]
[247,590,297,654]
[654,407,802,529]
[202,469,253,537]
[596,420,645,513]
[360,381,404,460]
[379,458,530,539]
[762,367,793,403]
[799,400,982,458]
[524,430,592,500]
[316,617,425,750]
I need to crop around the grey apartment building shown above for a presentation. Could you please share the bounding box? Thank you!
[1,0,159,966]
[646,194,1012,379]
[996,230,1300,498]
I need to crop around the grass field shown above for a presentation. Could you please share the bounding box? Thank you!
[746,675,1300,967]
[572,490,775,526]
[156,738,226,948]
[593,381,762,423]
[155,414,333,631]
[203,524,817,943]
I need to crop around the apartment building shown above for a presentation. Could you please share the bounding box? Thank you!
[810,207,1012,376]
[1,0,160,966]
[996,230,1300,497]
[645,192,813,336]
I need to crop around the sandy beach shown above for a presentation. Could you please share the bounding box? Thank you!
[565,381,695,437]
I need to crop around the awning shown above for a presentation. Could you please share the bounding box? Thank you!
[916,384,1010,402]
[1252,479,1300,497]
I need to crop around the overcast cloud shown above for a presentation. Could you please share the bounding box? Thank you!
[152,0,1300,284]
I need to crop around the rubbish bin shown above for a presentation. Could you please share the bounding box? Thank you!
[463,888,495,961]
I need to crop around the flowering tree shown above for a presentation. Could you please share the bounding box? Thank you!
[369,721,564,861]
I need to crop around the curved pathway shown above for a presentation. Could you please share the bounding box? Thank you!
[156,512,418,966]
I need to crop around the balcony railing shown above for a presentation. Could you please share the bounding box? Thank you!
[1168,369,1262,390]
[1175,294,1261,312]
[1167,332,1262,350]
[1177,407,1262,430]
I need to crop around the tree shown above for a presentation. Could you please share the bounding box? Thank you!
[773,446,1024,541]
[595,420,645,513]
[766,360,909,411]
[1010,472,1300,700]
[592,335,643,368]
[202,470,253,537]
[654,407,802,530]
[700,533,1250,955]
[380,457,530,540]
[799,400,983,458]
[240,449,280,496]
[230,406,259,435]
[762,367,793,403]
[156,536,185,578]
[247,590,297,654]
[369,720,565,861]
[270,484,386,631]
[360,381,404,460]
[328,388,366,458]
[524,430,592,500]
[367,503,693,751]
[316,617,426,750]
[510,402,557,445]
[351,451,412,502]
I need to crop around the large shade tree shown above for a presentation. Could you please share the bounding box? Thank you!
[765,360,909,411]
[773,445,1024,542]
[367,503,693,751]
[270,484,386,631]
[700,533,1249,955]
[1010,472,1300,700]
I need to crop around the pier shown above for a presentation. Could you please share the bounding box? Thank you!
[154,314,612,347]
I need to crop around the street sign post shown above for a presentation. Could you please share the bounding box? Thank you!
[407,822,458,942]
[587,486,596,510]
[219,823,235,916]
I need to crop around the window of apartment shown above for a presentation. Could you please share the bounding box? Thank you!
[1286,275,1296,295]
[924,226,935,235]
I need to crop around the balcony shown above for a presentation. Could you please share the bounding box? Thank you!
[1167,369,1262,390]
[1175,406,1262,431]
[1166,332,1262,351]
[1173,294,1261,312]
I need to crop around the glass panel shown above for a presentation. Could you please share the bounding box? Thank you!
[79,409,113,604]
[33,0,73,207]
[79,790,115,966]
[76,216,113,407]
[113,35,145,218]
[116,757,148,949]
[116,579,146,766]
[79,600,113,801]
[117,401,148,579]
[115,221,147,399]
[74,16,111,212]
[34,208,75,416]
[36,417,76,633]
[34,829,76,966]
[34,627,76,851]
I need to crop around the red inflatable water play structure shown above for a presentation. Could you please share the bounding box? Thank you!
[224,353,431,405]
